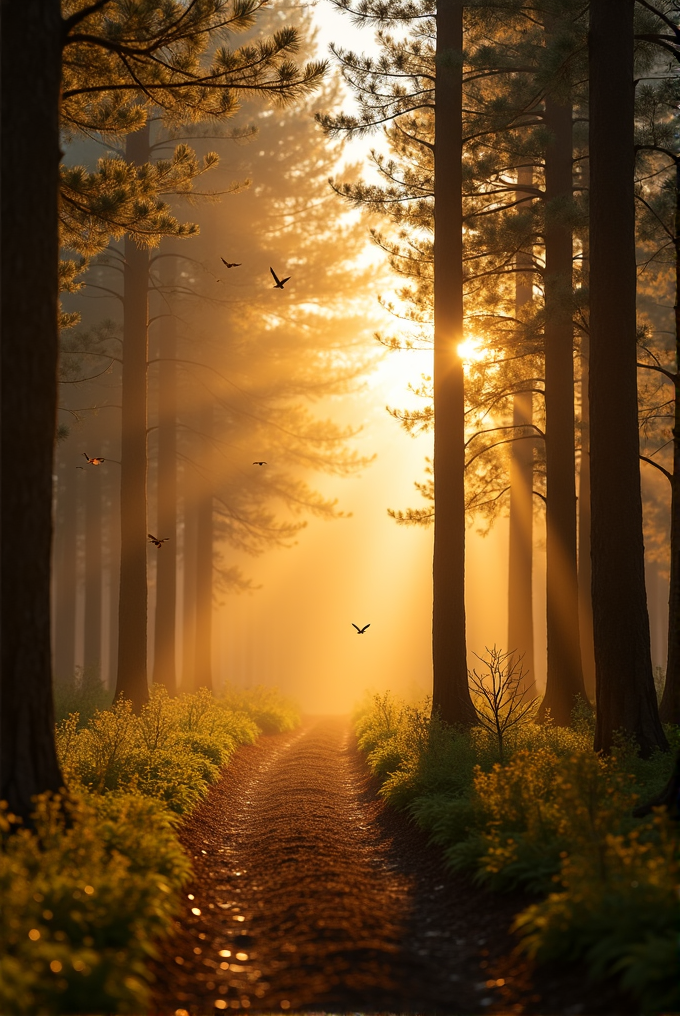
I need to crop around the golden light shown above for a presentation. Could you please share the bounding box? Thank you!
[457,336,486,363]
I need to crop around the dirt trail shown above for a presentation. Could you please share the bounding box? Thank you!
[152,717,631,1016]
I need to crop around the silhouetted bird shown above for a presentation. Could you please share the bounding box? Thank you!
[83,452,105,465]
[148,534,169,548]
[352,623,370,634]
[252,461,267,466]
[221,258,241,268]
[270,267,291,289]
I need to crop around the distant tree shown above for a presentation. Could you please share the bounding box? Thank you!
[152,254,180,695]
[507,167,536,693]
[538,68,587,724]
[63,57,382,700]
[194,399,215,691]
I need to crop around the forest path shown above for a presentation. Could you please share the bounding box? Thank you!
[152,717,627,1016]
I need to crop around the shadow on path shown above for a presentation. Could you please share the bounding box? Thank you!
[152,717,634,1016]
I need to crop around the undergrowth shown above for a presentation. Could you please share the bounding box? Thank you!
[354,691,680,1014]
[1,684,299,1015]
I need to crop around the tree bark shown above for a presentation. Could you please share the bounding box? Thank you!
[54,458,78,681]
[152,263,178,694]
[115,125,151,709]
[507,166,535,692]
[538,94,587,724]
[84,464,102,675]
[432,0,477,726]
[194,400,214,691]
[659,161,680,724]
[589,0,667,754]
[578,332,596,703]
[0,0,64,817]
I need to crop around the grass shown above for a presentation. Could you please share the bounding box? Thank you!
[0,682,300,1015]
[354,690,680,1014]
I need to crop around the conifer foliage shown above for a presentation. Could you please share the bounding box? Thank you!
[323,0,672,747]
[1,0,325,813]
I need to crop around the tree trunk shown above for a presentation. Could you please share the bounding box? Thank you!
[578,332,596,703]
[0,0,64,817]
[84,464,102,675]
[538,94,587,724]
[194,400,214,691]
[106,458,121,691]
[432,0,477,726]
[660,161,680,724]
[152,263,178,694]
[181,451,198,691]
[54,458,78,681]
[507,166,535,692]
[589,0,667,754]
[115,125,150,709]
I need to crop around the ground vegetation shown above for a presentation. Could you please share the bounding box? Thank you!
[0,685,298,1015]
[355,691,679,1014]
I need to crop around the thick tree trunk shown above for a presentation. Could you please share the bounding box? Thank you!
[538,95,587,724]
[54,459,78,680]
[0,0,64,816]
[507,167,535,692]
[578,332,596,703]
[115,125,150,709]
[152,268,178,694]
[432,0,477,726]
[589,1,667,754]
[84,465,102,675]
[659,162,680,724]
[194,400,214,691]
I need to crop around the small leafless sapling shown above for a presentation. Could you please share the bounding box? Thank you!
[468,646,539,762]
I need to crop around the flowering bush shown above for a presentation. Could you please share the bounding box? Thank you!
[1,683,299,1013]
[56,688,260,813]
[354,691,679,1012]
[0,793,188,1015]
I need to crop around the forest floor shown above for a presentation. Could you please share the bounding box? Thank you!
[152,717,636,1016]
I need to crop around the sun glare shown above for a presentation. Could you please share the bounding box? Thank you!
[457,336,486,363]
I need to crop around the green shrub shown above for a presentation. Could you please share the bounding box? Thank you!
[513,812,680,1014]
[56,687,262,813]
[0,792,188,1015]
[221,684,300,734]
[354,690,680,1012]
[0,682,300,1015]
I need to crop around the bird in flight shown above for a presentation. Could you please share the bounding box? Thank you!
[221,258,241,268]
[83,453,105,465]
[352,623,370,634]
[148,534,169,548]
[270,267,291,289]
[252,461,267,466]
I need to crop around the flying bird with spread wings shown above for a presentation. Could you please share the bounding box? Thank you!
[148,534,169,548]
[270,267,291,290]
[352,623,370,634]
[83,453,105,465]
[252,461,267,466]
[221,258,241,268]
